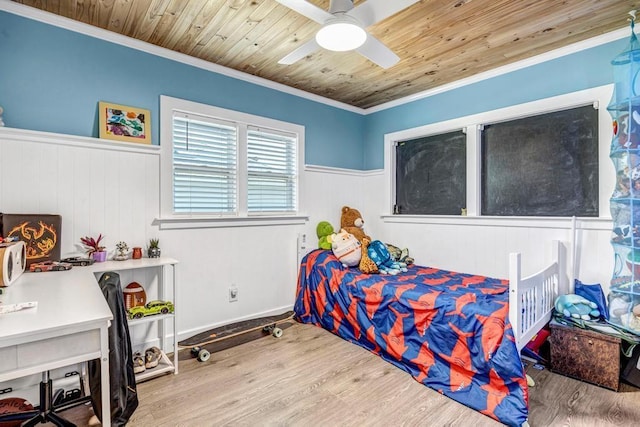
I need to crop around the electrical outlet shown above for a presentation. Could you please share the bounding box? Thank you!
[229,286,238,302]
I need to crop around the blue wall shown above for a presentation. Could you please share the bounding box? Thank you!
[0,9,629,171]
[362,38,628,169]
[0,11,365,170]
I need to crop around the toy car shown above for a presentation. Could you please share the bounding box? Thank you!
[128,300,174,319]
[61,256,96,266]
[29,261,73,272]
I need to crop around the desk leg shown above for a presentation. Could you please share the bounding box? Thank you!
[100,323,111,427]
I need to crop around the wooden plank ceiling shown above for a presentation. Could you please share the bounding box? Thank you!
[13,0,639,109]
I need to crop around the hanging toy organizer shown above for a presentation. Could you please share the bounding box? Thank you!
[609,12,640,335]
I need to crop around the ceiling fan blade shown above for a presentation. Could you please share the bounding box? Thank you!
[275,0,334,24]
[356,34,400,69]
[348,0,420,28]
[278,38,321,65]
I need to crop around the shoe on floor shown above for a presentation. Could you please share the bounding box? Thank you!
[145,346,162,369]
[133,351,145,374]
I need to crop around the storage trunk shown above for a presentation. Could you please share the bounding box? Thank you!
[549,322,621,391]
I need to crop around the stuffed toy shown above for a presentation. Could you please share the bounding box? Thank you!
[609,294,632,320]
[621,302,640,331]
[330,229,362,267]
[340,206,371,244]
[385,243,415,265]
[554,294,600,321]
[367,239,407,275]
[359,238,379,274]
[316,221,334,250]
[620,311,640,332]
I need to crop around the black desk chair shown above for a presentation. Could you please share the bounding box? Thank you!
[0,371,92,426]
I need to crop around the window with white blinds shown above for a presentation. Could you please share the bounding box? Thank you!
[162,96,302,220]
[173,114,238,214]
[247,127,297,213]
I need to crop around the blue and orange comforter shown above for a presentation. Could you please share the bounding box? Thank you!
[295,250,528,426]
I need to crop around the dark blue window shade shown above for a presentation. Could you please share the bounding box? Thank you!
[395,130,467,215]
[481,105,599,217]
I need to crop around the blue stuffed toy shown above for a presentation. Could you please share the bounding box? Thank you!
[554,294,600,321]
[367,240,408,275]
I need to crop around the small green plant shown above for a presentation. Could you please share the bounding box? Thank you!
[147,238,161,258]
[81,234,105,256]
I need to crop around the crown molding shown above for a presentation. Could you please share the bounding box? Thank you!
[0,0,365,114]
[365,27,631,114]
[0,0,631,116]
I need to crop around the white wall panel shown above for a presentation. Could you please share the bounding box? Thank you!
[1,126,616,345]
[363,172,614,294]
[0,129,364,342]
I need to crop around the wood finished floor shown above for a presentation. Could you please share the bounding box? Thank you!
[60,322,640,426]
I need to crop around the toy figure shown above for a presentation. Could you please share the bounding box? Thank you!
[330,229,361,267]
[614,170,631,198]
[340,206,370,244]
[316,221,334,250]
[554,294,600,321]
[367,240,407,275]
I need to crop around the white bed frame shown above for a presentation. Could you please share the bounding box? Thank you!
[509,240,568,352]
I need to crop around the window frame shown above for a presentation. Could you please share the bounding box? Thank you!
[382,85,614,227]
[159,95,306,229]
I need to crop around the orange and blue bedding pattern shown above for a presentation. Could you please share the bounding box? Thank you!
[295,249,528,427]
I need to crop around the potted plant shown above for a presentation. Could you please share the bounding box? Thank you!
[148,238,161,258]
[81,234,107,262]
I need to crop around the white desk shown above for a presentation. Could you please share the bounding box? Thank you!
[0,268,113,426]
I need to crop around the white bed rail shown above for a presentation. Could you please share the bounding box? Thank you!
[509,240,567,351]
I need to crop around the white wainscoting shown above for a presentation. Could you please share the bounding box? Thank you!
[0,128,367,341]
[363,172,615,295]
[0,127,160,258]
[0,127,616,344]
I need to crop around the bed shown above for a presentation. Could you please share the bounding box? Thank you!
[294,241,565,427]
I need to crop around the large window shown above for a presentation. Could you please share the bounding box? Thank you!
[160,96,303,223]
[481,105,599,217]
[395,130,466,215]
[172,114,238,214]
[384,85,610,220]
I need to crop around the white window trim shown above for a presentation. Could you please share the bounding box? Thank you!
[383,84,615,228]
[158,95,307,228]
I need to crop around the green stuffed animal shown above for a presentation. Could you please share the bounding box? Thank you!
[316,221,334,250]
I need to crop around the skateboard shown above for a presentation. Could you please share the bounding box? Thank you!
[178,310,296,362]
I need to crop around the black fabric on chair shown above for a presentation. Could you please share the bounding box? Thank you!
[89,272,138,426]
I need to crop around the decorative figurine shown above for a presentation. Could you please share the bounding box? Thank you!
[115,241,129,261]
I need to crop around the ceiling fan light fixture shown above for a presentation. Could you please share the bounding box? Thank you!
[316,19,367,52]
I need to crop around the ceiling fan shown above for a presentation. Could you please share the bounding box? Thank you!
[276,0,420,69]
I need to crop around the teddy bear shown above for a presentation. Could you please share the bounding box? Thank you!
[316,221,334,250]
[359,238,379,274]
[554,294,600,320]
[330,229,362,267]
[340,206,370,244]
[367,239,408,275]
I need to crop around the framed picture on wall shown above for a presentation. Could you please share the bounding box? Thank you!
[98,101,151,144]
